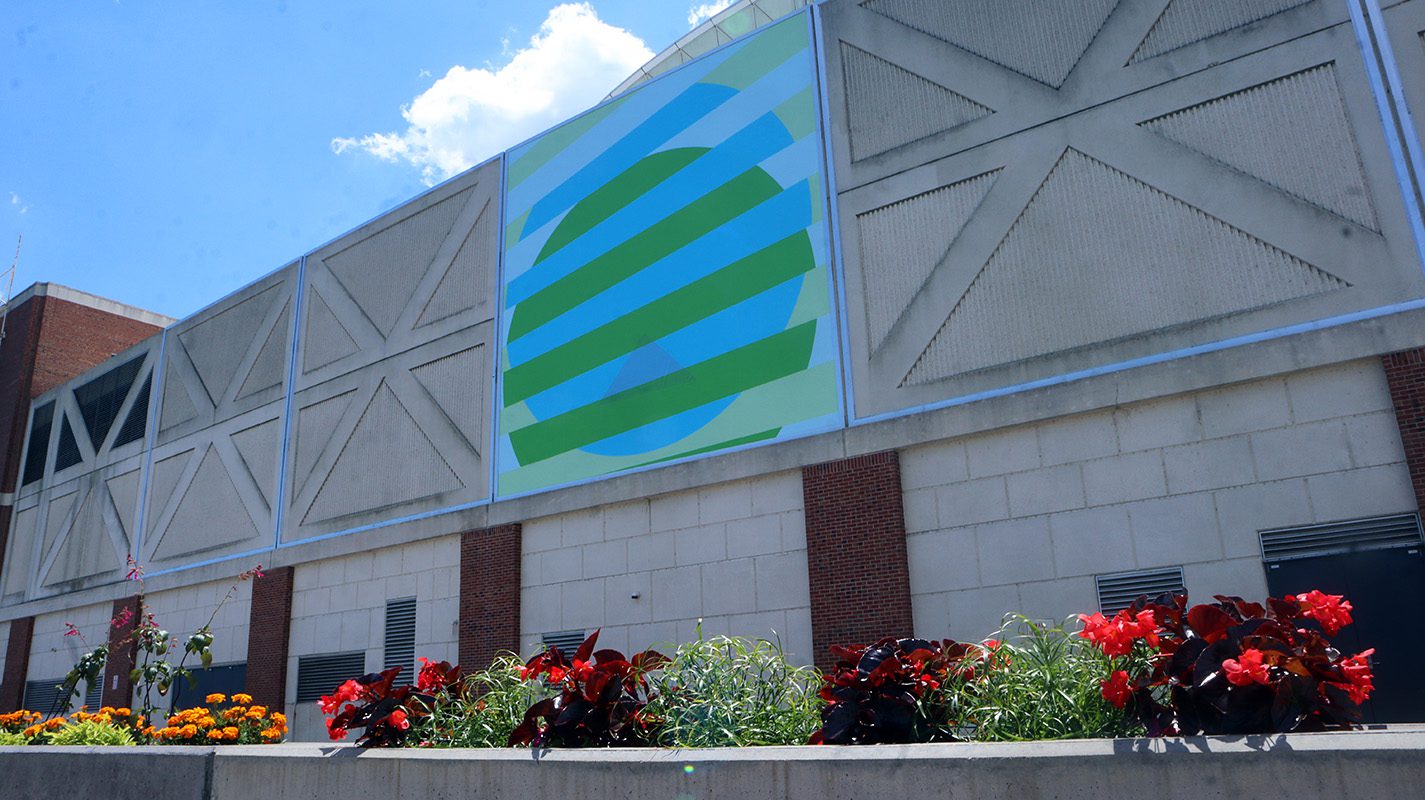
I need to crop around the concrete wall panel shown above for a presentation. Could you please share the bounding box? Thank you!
[824,0,1425,419]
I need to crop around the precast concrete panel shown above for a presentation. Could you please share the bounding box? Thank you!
[157,264,299,443]
[4,336,162,601]
[1380,0,1425,246]
[821,0,1425,420]
[281,159,501,544]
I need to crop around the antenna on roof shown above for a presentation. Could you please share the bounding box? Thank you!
[0,234,21,347]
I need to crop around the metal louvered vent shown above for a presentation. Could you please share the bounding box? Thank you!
[112,374,151,449]
[21,401,53,485]
[1096,567,1186,614]
[54,415,83,472]
[296,652,367,703]
[384,597,417,684]
[542,630,587,654]
[1260,514,1423,562]
[23,675,102,714]
[73,356,143,450]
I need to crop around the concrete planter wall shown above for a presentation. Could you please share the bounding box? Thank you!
[3,728,1424,800]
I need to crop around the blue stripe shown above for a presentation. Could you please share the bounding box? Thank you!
[519,82,739,240]
[520,272,807,422]
[507,179,815,365]
[506,111,796,308]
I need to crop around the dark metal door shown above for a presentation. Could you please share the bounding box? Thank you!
[1266,546,1425,723]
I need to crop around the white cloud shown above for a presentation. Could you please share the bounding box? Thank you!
[332,3,654,185]
[8,192,27,215]
[688,1,735,27]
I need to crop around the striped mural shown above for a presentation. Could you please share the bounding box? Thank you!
[497,12,843,497]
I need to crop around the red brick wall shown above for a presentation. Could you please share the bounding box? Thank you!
[101,596,141,708]
[244,566,294,709]
[0,297,45,494]
[803,451,913,671]
[29,295,163,398]
[1384,348,1425,512]
[459,523,522,670]
[0,616,35,712]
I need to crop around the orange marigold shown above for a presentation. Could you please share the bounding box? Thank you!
[205,693,227,705]
[260,728,283,741]
[231,693,253,705]
[180,724,198,738]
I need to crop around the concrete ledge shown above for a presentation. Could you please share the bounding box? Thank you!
[4,728,1425,800]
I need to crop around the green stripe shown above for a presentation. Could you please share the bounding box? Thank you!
[631,428,781,469]
[504,232,814,404]
[535,148,706,265]
[508,166,782,340]
[701,16,808,91]
[509,321,817,465]
[773,87,817,142]
[507,95,630,191]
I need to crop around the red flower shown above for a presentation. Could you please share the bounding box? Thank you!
[325,718,348,741]
[388,709,410,731]
[318,679,364,715]
[1296,590,1353,636]
[1222,648,1271,687]
[62,623,81,638]
[1100,670,1133,709]
[415,658,445,693]
[111,608,134,629]
[1078,609,1159,658]
[1335,649,1375,704]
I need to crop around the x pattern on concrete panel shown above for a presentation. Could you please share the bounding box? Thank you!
[828,0,1425,419]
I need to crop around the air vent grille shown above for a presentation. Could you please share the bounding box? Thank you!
[384,597,417,685]
[1095,567,1186,614]
[541,630,587,654]
[21,401,53,486]
[112,374,152,449]
[73,356,143,451]
[23,675,102,714]
[1260,514,1423,562]
[296,652,366,703]
[54,415,83,472]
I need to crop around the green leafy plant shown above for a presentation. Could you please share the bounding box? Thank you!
[947,616,1142,742]
[416,654,552,748]
[46,719,137,746]
[645,631,820,747]
[0,730,27,746]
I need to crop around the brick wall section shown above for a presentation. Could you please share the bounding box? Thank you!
[460,523,521,671]
[29,296,163,398]
[0,616,34,711]
[802,451,913,671]
[245,566,294,709]
[0,297,45,494]
[1383,348,1425,512]
[101,595,141,708]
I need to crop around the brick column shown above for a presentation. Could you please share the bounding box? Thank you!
[0,616,35,711]
[803,451,914,672]
[1384,349,1425,512]
[101,595,141,708]
[244,566,294,709]
[459,523,522,670]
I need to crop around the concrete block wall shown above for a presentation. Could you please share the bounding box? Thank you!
[903,359,1413,643]
[140,578,253,671]
[286,535,460,740]
[520,471,814,666]
[26,601,111,697]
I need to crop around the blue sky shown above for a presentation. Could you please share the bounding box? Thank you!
[1,1,731,318]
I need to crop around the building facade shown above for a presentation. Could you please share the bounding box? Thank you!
[4,0,1425,738]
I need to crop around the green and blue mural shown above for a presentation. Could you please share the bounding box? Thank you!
[496,12,843,497]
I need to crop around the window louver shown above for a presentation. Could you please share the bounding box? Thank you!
[1259,514,1423,562]
[1095,567,1186,615]
[112,374,151,449]
[296,652,367,703]
[384,597,417,685]
[73,356,143,451]
[541,630,587,654]
[23,675,102,714]
[54,415,83,472]
[21,401,53,486]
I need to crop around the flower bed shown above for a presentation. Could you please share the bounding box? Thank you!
[317,589,1379,749]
